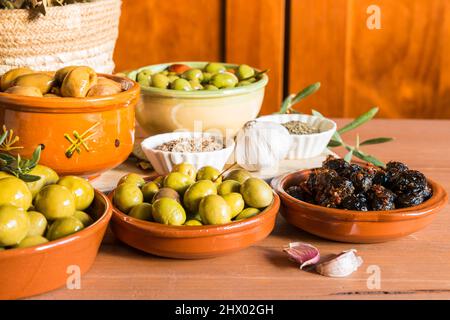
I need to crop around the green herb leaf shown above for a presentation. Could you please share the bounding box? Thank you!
[311,109,324,117]
[18,173,41,182]
[344,150,354,163]
[328,139,342,147]
[291,82,321,106]
[278,94,295,114]
[0,130,7,145]
[30,145,41,165]
[338,107,379,134]
[353,149,385,167]
[360,137,394,146]
[0,153,15,163]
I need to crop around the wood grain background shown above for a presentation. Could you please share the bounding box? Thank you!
[114,0,450,118]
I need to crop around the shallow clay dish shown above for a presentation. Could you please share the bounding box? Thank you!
[272,169,448,243]
[109,177,280,259]
[0,74,139,178]
[0,190,112,300]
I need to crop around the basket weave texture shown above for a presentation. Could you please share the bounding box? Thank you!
[0,0,121,74]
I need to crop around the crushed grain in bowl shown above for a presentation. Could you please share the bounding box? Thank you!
[155,136,224,153]
[282,120,320,135]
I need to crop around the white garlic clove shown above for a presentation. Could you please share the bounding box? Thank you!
[283,242,320,269]
[316,249,363,278]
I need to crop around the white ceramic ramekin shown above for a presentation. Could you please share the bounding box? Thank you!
[141,132,235,175]
[256,114,336,159]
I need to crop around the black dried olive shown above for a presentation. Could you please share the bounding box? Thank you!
[286,185,314,203]
[368,184,396,211]
[341,193,369,211]
[322,156,350,175]
[391,170,428,194]
[316,176,355,208]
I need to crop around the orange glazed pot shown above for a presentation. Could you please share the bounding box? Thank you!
[272,169,448,243]
[0,74,139,178]
[0,190,112,300]
[109,177,280,259]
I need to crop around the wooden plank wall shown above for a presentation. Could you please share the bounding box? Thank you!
[114,0,450,119]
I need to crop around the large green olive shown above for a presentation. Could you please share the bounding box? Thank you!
[163,172,193,195]
[224,169,252,184]
[199,195,232,225]
[113,183,143,213]
[184,219,202,226]
[57,176,94,211]
[189,80,203,90]
[152,198,186,226]
[27,211,47,237]
[97,77,122,91]
[14,235,48,248]
[0,177,32,210]
[152,176,165,188]
[196,166,222,185]
[35,185,76,220]
[152,187,180,203]
[87,84,121,97]
[128,202,153,221]
[217,180,241,196]
[13,73,55,94]
[210,72,238,89]
[73,210,94,227]
[205,62,226,74]
[181,68,204,81]
[54,66,77,84]
[222,192,245,218]
[170,78,192,91]
[26,164,59,198]
[4,86,43,97]
[240,178,274,209]
[60,66,98,97]
[46,216,84,241]
[0,67,33,91]
[172,162,197,181]
[151,73,170,89]
[0,205,30,246]
[183,180,217,213]
[234,207,260,221]
[117,173,145,188]
[137,69,153,87]
[236,64,255,80]
[204,84,219,91]
[141,181,159,203]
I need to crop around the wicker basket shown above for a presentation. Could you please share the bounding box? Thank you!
[0,0,121,74]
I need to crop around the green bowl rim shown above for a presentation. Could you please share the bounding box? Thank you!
[126,61,269,99]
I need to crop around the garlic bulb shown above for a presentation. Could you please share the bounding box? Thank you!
[316,249,363,278]
[235,120,291,171]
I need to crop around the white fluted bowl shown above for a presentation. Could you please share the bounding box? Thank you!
[257,114,336,159]
[141,132,235,175]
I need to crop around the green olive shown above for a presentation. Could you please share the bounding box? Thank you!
[167,75,179,83]
[204,84,219,91]
[14,235,48,248]
[237,81,253,87]
[234,207,260,221]
[196,166,222,185]
[27,211,47,237]
[117,173,145,188]
[217,180,241,196]
[4,86,43,97]
[199,195,231,225]
[163,172,193,195]
[54,66,78,84]
[152,187,180,204]
[60,66,98,97]
[224,169,252,184]
[73,210,94,227]
[181,68,204,81]
[236,64,255,80]
[35,185,76,220]
[170,78,192,91]
[113,183,143,213]
[12,73,54,94]
[0,172,13,179]
[210,72,238,89]
[26,164,59,198]
[222,193,245,218]
[183,180,217,213]
[184,219,202,226]
[202,72,213,83]
[204,62,226,74]
[240,178,274,209]
[0,67,33,91]
[46,216,84,241]
[152,198,186,226]
[141,181,159,203]
[189,80,203,90]
[137,69,153,87]
[57,176,94,211]
[128,203,153,221]
[153,176,165,188]
[0,177,32,210]
[0,205,30,246]
[151,73,170,89]
[172,162,197,180]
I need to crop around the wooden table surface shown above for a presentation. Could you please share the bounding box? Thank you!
[32,119,450,300]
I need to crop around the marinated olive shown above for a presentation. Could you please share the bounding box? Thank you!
[128,203,153,221]
[97,77,123,91]
[4,86,43,97]
[205,62,226,74]
[234,207,260,221]
[189,80,203,90]
[35,185,76,220]
[196,166,222,185]
[54,66,77,84]
[163,172,193,195]
[113,183,143,213]
[137,69,153,87]
[153,176,165,188]
[141,181,159,203]
[237,81,253,87]
[13,73,55,94]
[217,180,241,196]
[57,176,94,211]
[184,219,202,226]
[240,178,274,209]
[222,192,245,218]
[224,169,252,184]
[14,235,48,248]
[46,216,84,241]
[183,180,217,213]
[172,162,197,180]
[61,66,97,97]
[236,64,255,80]
[0,205,30,246]
[73,210,94,227]
[87,84,121,97]
[199,195,232,225]
[26,164,59,198]
[202,72,213,83]
[117,173,145,188]
[181,68,204,82]
[210,72,238,89]
[0,177,32,210]
[170,78,192,91]
[0,67,33,91]
[152,187,180,203]
[204,84,219,91]
[27,211,47,237]
[151,73,170,89]
[152,198,186,226]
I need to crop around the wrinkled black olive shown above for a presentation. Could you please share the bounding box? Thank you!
[322,156,350,175]
[316,176,355,208]
[368,185,396,211]
[286,185,314,203]
[341,193,369,211]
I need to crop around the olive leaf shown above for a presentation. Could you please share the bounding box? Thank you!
[344,150,354,163]
[352,149,385,167]
[0,130,7,145]
[278,82,321,114]
[360,137,394,146]
[338,107,379,134]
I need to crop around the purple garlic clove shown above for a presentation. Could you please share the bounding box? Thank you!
[283,242,320,269]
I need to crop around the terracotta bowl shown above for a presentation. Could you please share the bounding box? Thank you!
[127,62,268,137]
[272,169,448,243]
[109,178,280,259]
[0,74,140,178]
[0,190,112,300]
